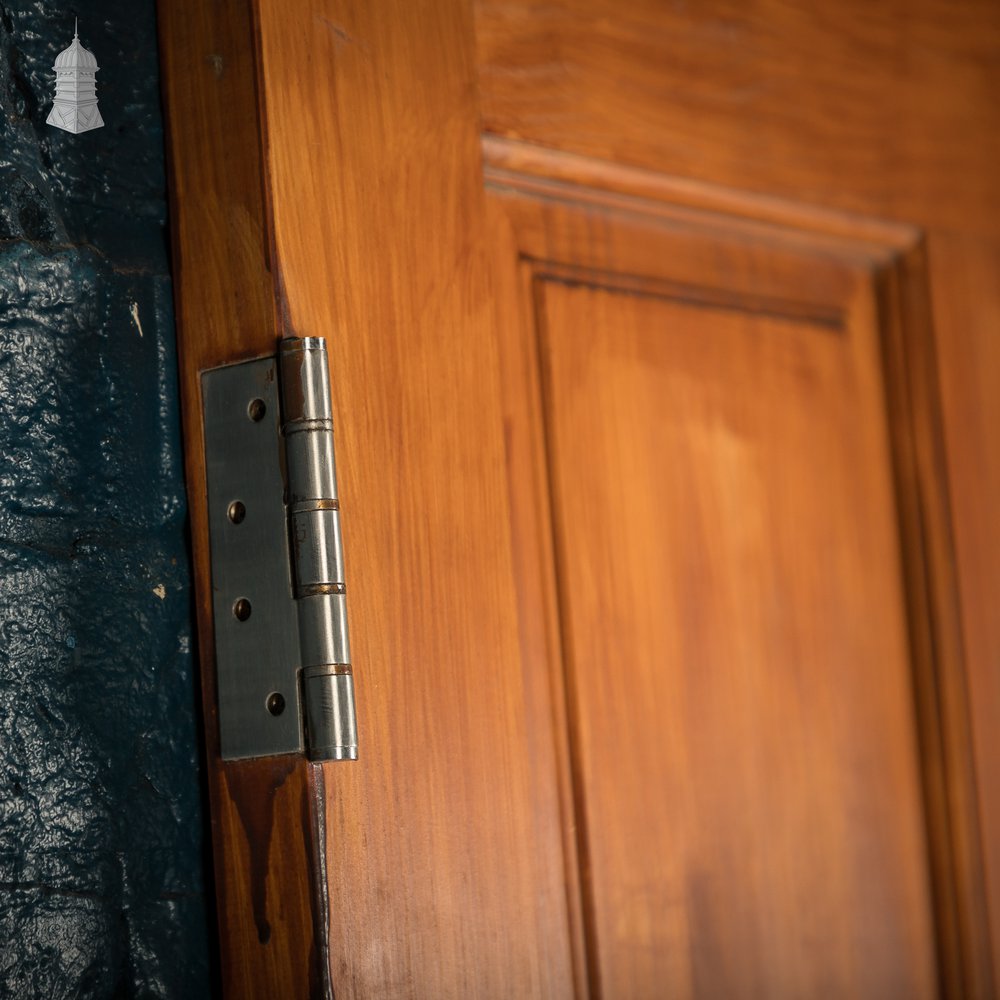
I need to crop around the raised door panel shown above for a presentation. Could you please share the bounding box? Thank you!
[487,146,985,996]
[540,281,934,998]
[475,4,1000,982]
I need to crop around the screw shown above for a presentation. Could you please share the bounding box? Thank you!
[247,398,266,422]
[227,500,246,524]
[266,692,285,716]
[233,597,252,621]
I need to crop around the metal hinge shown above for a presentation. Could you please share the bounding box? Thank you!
[201,336,358,761]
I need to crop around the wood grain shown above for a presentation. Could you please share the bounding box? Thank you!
[873,242,996,999]
[487,153,993,996]
[249,0,577,995]
[161,0,578,994]
[476,6,1000,977]
[930,235,1000,989]
[157,0,330,995]
[475,0,1000,237]
[545,282,935,998]
[158,0,999,994]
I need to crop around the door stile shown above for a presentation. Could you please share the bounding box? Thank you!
[158,0,332,994]
[159,0,581,995]
[871,247,996,999]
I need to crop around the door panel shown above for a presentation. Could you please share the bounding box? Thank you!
[487,153,988,996]
[476,3,1000,981]
[541,281,935,997]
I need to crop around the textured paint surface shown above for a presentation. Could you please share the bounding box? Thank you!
[0,2,211,996]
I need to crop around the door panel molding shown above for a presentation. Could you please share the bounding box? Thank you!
[486,140,993,996]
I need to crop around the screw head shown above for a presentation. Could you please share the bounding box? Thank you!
[247,398,266,422]
[266,692,285,716]
[232,597,252,622]
[227,500,246,524]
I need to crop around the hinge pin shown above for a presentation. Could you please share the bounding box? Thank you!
[278,337,358,762]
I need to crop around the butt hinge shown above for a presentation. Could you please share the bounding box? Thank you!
[201,336,358,762]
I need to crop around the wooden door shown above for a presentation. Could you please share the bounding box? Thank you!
[158,0,999,996]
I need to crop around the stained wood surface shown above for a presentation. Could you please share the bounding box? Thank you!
[160,0,578,995]
[159,0,998,995]
[475,0,1000,237]
[157,0,329,994]
[487,152,992,995]
[929,234,1000,976]
[542,283,935,997]
[476,5,1000,978]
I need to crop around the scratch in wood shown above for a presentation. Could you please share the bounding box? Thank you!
[317,16,353,48]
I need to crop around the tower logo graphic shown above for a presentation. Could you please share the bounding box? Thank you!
[46,19,104,134]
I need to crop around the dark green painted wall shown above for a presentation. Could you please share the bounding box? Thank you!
[0,2,211,995]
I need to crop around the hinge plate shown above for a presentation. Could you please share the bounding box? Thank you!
[202,356,304,759]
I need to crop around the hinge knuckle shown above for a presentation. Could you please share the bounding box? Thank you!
[278,335,333,422]
[291,507,345,593]
[284,430,338,502]
[302,668,358,763]
[298,593,351,667]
